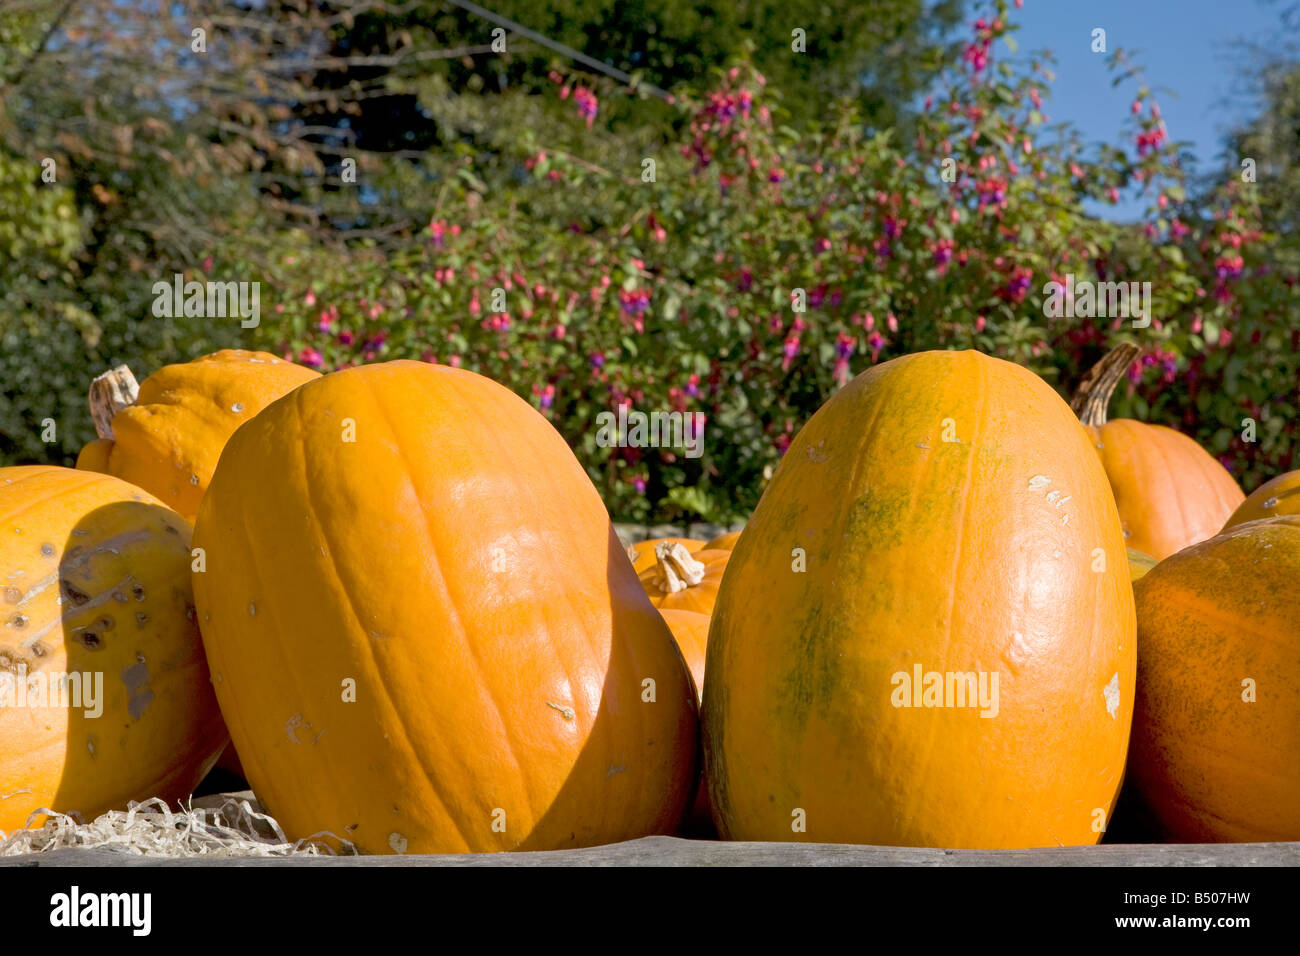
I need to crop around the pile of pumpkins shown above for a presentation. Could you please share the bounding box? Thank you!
[0,343,1295,852]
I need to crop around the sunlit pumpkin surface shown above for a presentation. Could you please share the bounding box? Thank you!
[1129,515,1300,842]
[0,466,227,832]
[192,360,698,854]
[702,350,1136,849]
[1221,469,1300,530]
[77,350,320,522]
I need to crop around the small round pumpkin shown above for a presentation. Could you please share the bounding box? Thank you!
[1070,345,1244,560]
[704,531,742,552]
[638,543,731,616]
[627,537,706,574]
[0,466,227,833]
[76,350,320,523]
[193,361,698,853]
[1126,548,1157,582]
[703,350,1135,848]
[1128,515,1300,841]
[1221,470,1300,530]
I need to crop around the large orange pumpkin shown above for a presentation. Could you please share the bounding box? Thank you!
[702,350,1135,848]
[1221,469,1300,530]
[76,350,320,523]
[192,361,698,854]
[0,467,227,833]
[1128,515,1300,841]
[638,543,730,615]
[1070,345,1244,560]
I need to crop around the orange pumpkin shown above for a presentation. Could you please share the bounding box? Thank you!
[627,537,705,574]
[704,530,742,551]
[1221,469,1300,530]
[192,361,698,853]
[1126,548,1157,582]
[702,350,1135,848]
[1070,345,1244,560]
[1128,515,1300,841]
[76,350,320,523]
[638,543,731,616]
[0,466,227,833]
[658,607,713,831]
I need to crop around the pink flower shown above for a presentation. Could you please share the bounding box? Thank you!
[297,348,324,369]
[304,290,316,306]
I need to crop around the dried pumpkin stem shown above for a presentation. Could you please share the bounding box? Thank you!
[1069,343,1140,428]
[88,365,140,440]
[655,542,706,593]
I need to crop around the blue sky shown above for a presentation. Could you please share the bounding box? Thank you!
[998,0,1291,220]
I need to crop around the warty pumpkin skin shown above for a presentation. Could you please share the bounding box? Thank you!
[702,350,1136,848]
[1221,470,1300,530]
[628,537,705,574]
[1129,515,1300,842]
[192,360,698,854]
[638,543,731,616]
[76,350,320,523]
[0,466,227,833]
[1071,345,1244,560]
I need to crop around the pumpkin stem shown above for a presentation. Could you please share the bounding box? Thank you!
[654,542,706,593]
[88,365,140,440]
[1069,344,1140,427]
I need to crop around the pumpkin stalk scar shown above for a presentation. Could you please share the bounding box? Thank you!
[546,701,575,720]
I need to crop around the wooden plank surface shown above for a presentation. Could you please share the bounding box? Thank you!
[5,837,1299,867]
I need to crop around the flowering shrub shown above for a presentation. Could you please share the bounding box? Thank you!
[243,0,1295,521]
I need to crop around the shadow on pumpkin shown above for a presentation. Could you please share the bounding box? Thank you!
[41,500,227,825]
[508,527,701,851]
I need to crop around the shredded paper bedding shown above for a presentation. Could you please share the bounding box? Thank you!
[0,795,356,858]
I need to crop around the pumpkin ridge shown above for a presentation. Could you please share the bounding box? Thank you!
[301,375,477,851]
[374,369,538,836]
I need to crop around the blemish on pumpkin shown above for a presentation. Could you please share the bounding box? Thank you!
[607,763,627,776]
[76,631,103,650]
[0,789,32,801]
[136,612,149,628]
[7,613,27,629]
[97,615,115,631]
[231,403,244,414]
[546,701,575,720]
[1103,673,1120,719]
[249,603,257,616]
[1028,475,1050,490]
[131,584,146,602]
[189,475,200,485]
[61,582,90,606]
[71,529,89,537]
[388,832,408,853]
[30,642,46,658]
[1264,496,1278,510]
[121,660,154,719]
[87,736,96,757]
[3,587,23,604]
[40,543,55,557]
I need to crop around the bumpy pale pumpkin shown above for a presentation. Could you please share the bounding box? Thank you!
[192,361,698,854]
[703,350,1135,848]
[628,537,705,574]
[1222,470,1300,530]
[76,350,320,523]
[1129,515,1300,841]
[638,543,731,616]
[1070,345,1243,560]
[0,467,227,832]
[1126,548,1157,582]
